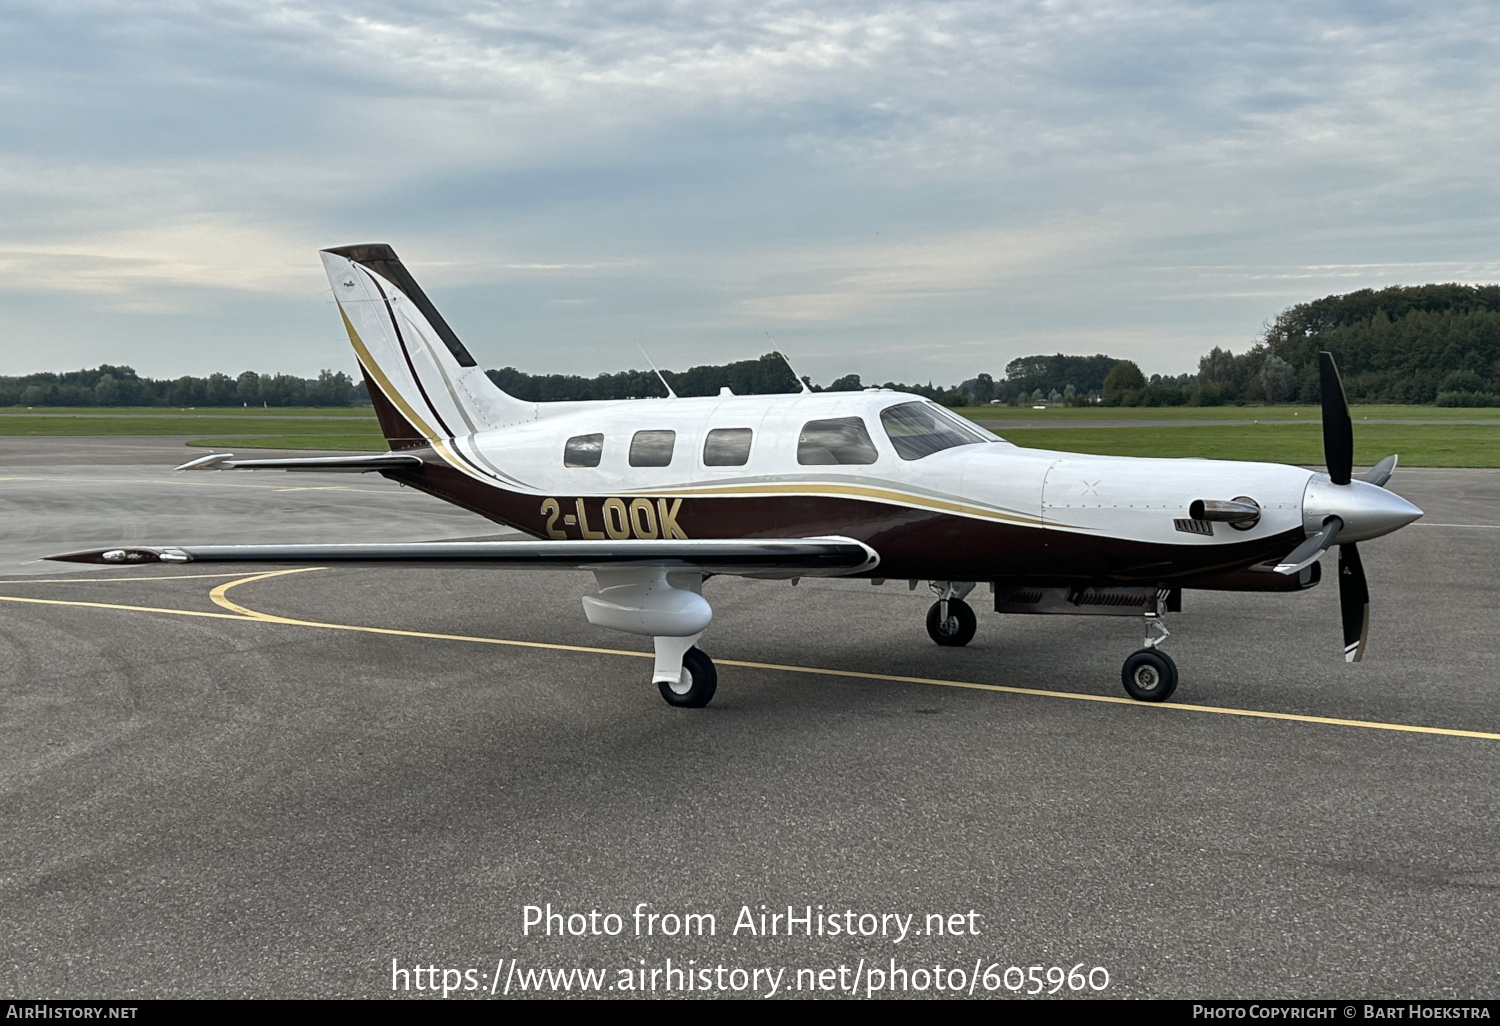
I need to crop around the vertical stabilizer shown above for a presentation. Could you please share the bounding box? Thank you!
[320,244,535,447]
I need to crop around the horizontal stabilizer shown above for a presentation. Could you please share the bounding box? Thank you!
[174,453,425,473]
[44,537,880,579]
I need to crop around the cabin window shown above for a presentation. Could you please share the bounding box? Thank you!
[629,430,676,467]
[564,433,604,468]
[879,401,991,460]
[797,417,878,466]
[703,427,753,467]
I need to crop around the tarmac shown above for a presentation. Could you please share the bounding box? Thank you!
[2,438,1498,999]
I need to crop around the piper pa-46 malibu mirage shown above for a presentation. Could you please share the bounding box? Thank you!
[50,244,1424,708]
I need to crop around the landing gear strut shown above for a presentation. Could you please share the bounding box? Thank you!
[1121,611,1177,702]
[926,581,977,647]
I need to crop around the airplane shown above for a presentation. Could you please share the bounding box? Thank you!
[48,243,1425,708]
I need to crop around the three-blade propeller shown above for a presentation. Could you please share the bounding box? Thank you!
[1311,352,1379,661]
[1272,353,1411,661]
[1320,352,1369,661]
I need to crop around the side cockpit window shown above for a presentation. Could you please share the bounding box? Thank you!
[880,401,990,460]
[703,428,753,467]
[629,430,676,468]
[564,433,604,468]
[797,417,878,466]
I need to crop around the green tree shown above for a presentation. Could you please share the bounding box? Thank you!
[1102,360,1145,406]
[93,374,120,405]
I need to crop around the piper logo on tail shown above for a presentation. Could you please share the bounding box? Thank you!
[541,497,688,540]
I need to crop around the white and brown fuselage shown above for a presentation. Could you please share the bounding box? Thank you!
[48,244,1427,700]
[316,241,1416,592]
[381,390,1323,589]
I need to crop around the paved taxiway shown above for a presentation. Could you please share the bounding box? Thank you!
[2,438,1498,998]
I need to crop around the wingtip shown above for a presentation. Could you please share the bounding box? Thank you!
[43,547,188,565]
[175,453,233,472]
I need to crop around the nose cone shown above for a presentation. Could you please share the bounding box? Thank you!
[1303,475,1424,543]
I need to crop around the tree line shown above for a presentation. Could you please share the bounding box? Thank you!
[959,283,1500,407]
[488,353,981,405]
[0,366,366,408]
[8,282,1499,408]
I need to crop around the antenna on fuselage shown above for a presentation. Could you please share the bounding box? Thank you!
[635,341,678,400]
[767,332,812,394]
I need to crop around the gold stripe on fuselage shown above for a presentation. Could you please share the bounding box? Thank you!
[621,481,1066,529]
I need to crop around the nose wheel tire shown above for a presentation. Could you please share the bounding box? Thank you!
[1121,648,1178,702]
[658,646,718,708]
[926,598,977,647]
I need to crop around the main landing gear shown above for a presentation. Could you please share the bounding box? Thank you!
[658,646,718,708]
[579,569,722,709]
[1121,614,1178,702]
[926,582,977,647]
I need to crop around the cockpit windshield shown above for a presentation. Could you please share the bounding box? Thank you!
[879,401,994,460]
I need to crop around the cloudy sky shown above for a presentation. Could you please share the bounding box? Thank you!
[3,1,1498,384]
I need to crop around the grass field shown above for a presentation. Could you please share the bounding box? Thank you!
[2,404,1498,466]
[0,414,384,446]
[951,404,1500,421]
[186,433,388,451]
[997,424,1500,467]
[0,406,375,418]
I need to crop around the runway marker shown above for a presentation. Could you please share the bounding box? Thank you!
[1,569,1498,744]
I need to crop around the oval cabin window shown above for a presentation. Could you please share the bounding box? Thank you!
[629,430,676,467]
[703,428,753,467]
[797,417,878,466]
[564,433,604,468]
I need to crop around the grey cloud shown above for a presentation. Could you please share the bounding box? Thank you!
[2,1,1497,381]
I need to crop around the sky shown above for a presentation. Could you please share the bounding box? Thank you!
[3,0,1499,385]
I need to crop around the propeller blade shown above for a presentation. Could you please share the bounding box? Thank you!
[1361,454,1398,488]
[1338,542,1370,662]
[1319,352,1354,485]
[1274,516,1342,575]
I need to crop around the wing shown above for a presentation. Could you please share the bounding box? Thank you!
[175,452,423,473]
[44,537,880,579]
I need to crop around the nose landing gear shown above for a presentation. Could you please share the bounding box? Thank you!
[926,581,977,646]
[1121,613,1178,702]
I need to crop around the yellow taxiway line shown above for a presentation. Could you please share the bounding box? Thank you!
[0,570,305,584]
[0,567,1495,743]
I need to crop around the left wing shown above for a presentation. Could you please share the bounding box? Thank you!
[44,537,880,579]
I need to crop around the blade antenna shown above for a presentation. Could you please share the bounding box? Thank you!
[768,332,812,394]
[635,341,678,399]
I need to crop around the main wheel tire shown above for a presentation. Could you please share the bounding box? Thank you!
[1121,648,1178,702]
[658,646,718,708]
[926,598,977,647]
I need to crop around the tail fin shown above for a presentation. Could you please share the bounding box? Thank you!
[320,244,535,449]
